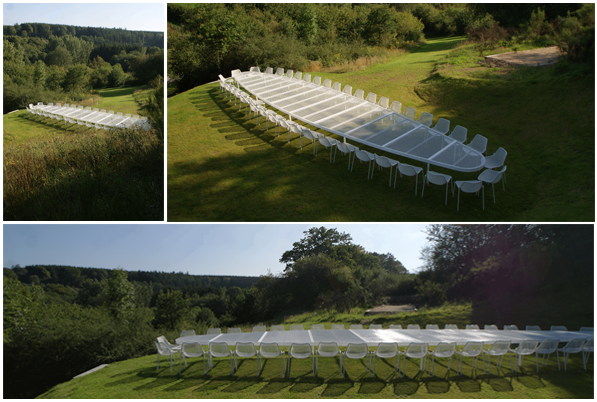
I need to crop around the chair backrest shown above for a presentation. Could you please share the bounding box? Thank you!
[583,338,594,349]
[354,149,373,162]
[469,134,488,154]
[206,328,221,335]
[526,325,541,331]
[517,340,539,354]
[562,338,585,352]
[349,324,363,330]
[117,112,123,116]
[374,154,391,168]
[403,106,416,120]
[259,342,282,357]
[289,343,312,356]
[407,324,420,330]
[389,324,402,330]
[235,342,257,356]
[353,89,364,100]
[250,66,261,73]
[48,103,53,106]
[536,339,559,354]
[209,342,231,357]
[377,96,389,108]
[369,324,382,330]
[460,341,483,355]
[124,113,131,117]
[265,67,273,74]
[303,73,311,82]
[290,324,304,331]
[579,327,594,332]
[398,162,419,177]
[331,324,345,330]
[345,343,368,358]
[302,128,317,141]
[312,76,322,86]
[405,342,428,356]
[426,324,439,330]
[285,69,294,78]
[180,330,196,337]
[376,342,398,356]
[485,324,498,330]
[389,101,402,114]
[323,78,332,88]
[459,180,483,194]
[181,342,204,356]
[93,108,99,112]
[231,69,241,77]
[275,67,284,76]
[311,324,325,330]
[432,342,456,356]
[465,324,480,330]
[504,325,518,330]
[445,324,458,330]
[427,171,450,186]
[488,340,510,353]
[78,106,85,109]
[342,85,352,96]
[270,324,285,331]
[332,82,341,91]
[550,326,567,331]
[317,342,340,356]
[319,135,334,148]
[294,71,302,80]
[252,325,266,332]
[449,125,467,143]
[417,112,433,127]
[227,327,242,333]
[490,147,508,165]
[155,341,171,355]
[365,92,376,104]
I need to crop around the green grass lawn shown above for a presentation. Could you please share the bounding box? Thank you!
[39,305,593,399]
[167,37,594,221]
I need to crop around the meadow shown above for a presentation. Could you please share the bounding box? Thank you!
[167,37,594,222]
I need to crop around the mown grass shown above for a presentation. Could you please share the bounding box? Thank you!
[38,303,593,399]
[167,37,594,221]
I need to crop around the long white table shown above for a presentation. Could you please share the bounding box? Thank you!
[176,329,593,348]
[32,103,141,129]
[232,70,486,173]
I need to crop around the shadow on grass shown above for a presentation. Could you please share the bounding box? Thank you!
[105,367,159,387]
[256,377,291,394]
[484,375,514,392]
[421,376,451,394]
[389,377,419,396]
[288,376,325,393]
[99,87,139,98]
[196,376,232,392]
[358,377,386,394]
[322,378,353,397]
[221,376,262,392]
[409,37,467,54]
[454,375,482,393]
[165,376,209,391]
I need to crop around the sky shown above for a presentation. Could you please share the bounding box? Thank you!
[3,3,164,32]
[3,224,430,276]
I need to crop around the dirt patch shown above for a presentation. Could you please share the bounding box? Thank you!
[485,46,562,67]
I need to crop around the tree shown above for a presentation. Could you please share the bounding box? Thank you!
[62,64,88,92]
[108,63,126,87]
[32,60,46,87]
[46,46,72,68]
[280,227,353,271]
[3,276,44,343]
[106,268,135,323]
[145,75,164,140]
[153,289,190,330]
[364,5,397,46]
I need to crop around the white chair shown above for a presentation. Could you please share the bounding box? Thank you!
[455,341,484,376]
[303,73,311,83]
[431,118,450,135]
[402,106,415,120]
[484,147,507,170]
[332,82,341,91]
[265,67,273,74]
[369,324,382,330]
[469,134,488,155]
[234,342,259,376]
[227,328,242,333]
[389,324,403,329]
[503,325,518,331]
[157,336,181,352]
[483,340,512,375]
[485,324,498,331]
[294,71,302,81]
[377,96,389,109]
[407,324,420,330]
[455,180,484,212]
[582,338,593,368]
[287,343,314,377]
[258,342,285,377]
[334,142,359,169]
[365,92,377,104]
[315,136,338,162]
[550,326,567,331]
[342,85,352,96]
[371,342,399,377]
[416,112,433,127]
[290,324,304,331]
[352,150,375,179]
[448,125,467,143]
[509,339,539,373]
[312,76,322,86]
[426,324,440,330]
[350,324,364,330]
[270,325,285,331]
[557,338,586,370]
[373,154,398,187]
[389,101,402,114]
[397,162,424,196]
[155,340,179,373]
[403,343,428,377]
[206,328,222,335]
[535,339,560,371]
[526,325,541,330]
[315,342,342,376]
[445,324,458,330]
[311,324,325,330]
[250,66,261,73]
[285,69,294,78]
[465,324,480,330]
[331,324,345,330]
[208,342,233,375]
[300,128,322,152]
[180,330,196,337]
[342,343,369,378]
[252,325,266,333]
[323,78,332,88]
[354,89,365,100]
[421,170,453,205]
[478,166,507,204]
[579,327,594,332]
[428,342,456,377]
[275,67,284,76]
[179,342,206,375]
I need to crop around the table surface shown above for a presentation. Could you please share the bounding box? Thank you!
[233,71,486,173]
[176,328,593,347]
[33,104,138,128]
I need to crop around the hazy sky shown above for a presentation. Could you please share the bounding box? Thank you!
[3,224,430,276]
[3,3,164,32]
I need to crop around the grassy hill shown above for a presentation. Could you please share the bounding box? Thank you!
[167,37,594,221]
[38,305,593,399]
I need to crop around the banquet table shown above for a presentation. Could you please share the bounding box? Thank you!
[176,328,593,348]
[32,104,139,129]
[232,70,486,173]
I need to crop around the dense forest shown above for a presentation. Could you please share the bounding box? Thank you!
[3,22,164,113]
[167,3,587,93]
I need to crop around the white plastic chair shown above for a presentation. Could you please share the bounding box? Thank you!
[209,342,233,375]
[234,342,259,376]
[303,73,311,83]
[465,324,480,330]
[285,69,294,78]
[373,154,398,187]
[550,326,567,331]
[206,328,222,335]
[332,82,341,91]
[485,324,498,331]
[469,134,488,155]
[287,343,314,377]
[353,89,365,100]
[312,76,322,86]
[252,325,266,333]
[509,339,539,373]
[311,324,325,330]
[343,343,369,378]
[369,324,383,330]
[259,342,285,377]
[365,92,377,104]
[377,96,389,109]
[402,107,415,120]
[417,112,433,127]
[422,170,453,205]
[334,142,359,169]
[265,67,273,74]
[315,136,338,162]
[315,342,342,376]
[227,328,242,333]
[484,147,507,170]
[371,342,399,377]
[503,325,518,331]
[448,125,467,143]
[579,327,594,332]
[428,342,456,377]
[331,324,345,330]
[342,85,352,96]
[455,341,484,376]
[294,71,302,80]
[323,78,332,88]
[535,339,560,371]
[582,338,593,368]
[483,340,512,374]
[275,67,284,76]
[389,324,403,329]
[250,66,261,73]
[431,118,450,135]
[349,324,364,330]
[389,101,402,114]
[155,341,179,373]
[426,324,440,330]
[290,324,305,331]
[407,324,420,330]
[157,336,182,352]
[403,343,428,377]
[180,330,196,337]
[270,325,285,331]
[557,338,586,370]
[352,150,375,179]
[455,180,484,212]
[397,162,424,196]
[478,166,507,204]
[445,324,459,330]
[300,128,322,152]
[526,325,541,331]
[179,342,206,375]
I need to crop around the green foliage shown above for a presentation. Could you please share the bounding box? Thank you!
[46,46,72,68]
[557,4,595,63]
[153,289,190,330]
[62,64,88,92]
[108,63,126,87]
[107,269,136,323]
[144,75,164,141]
[32,59,46,87]
[3,276,44,343]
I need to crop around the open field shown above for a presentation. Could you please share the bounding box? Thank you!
[167,37,594,221]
